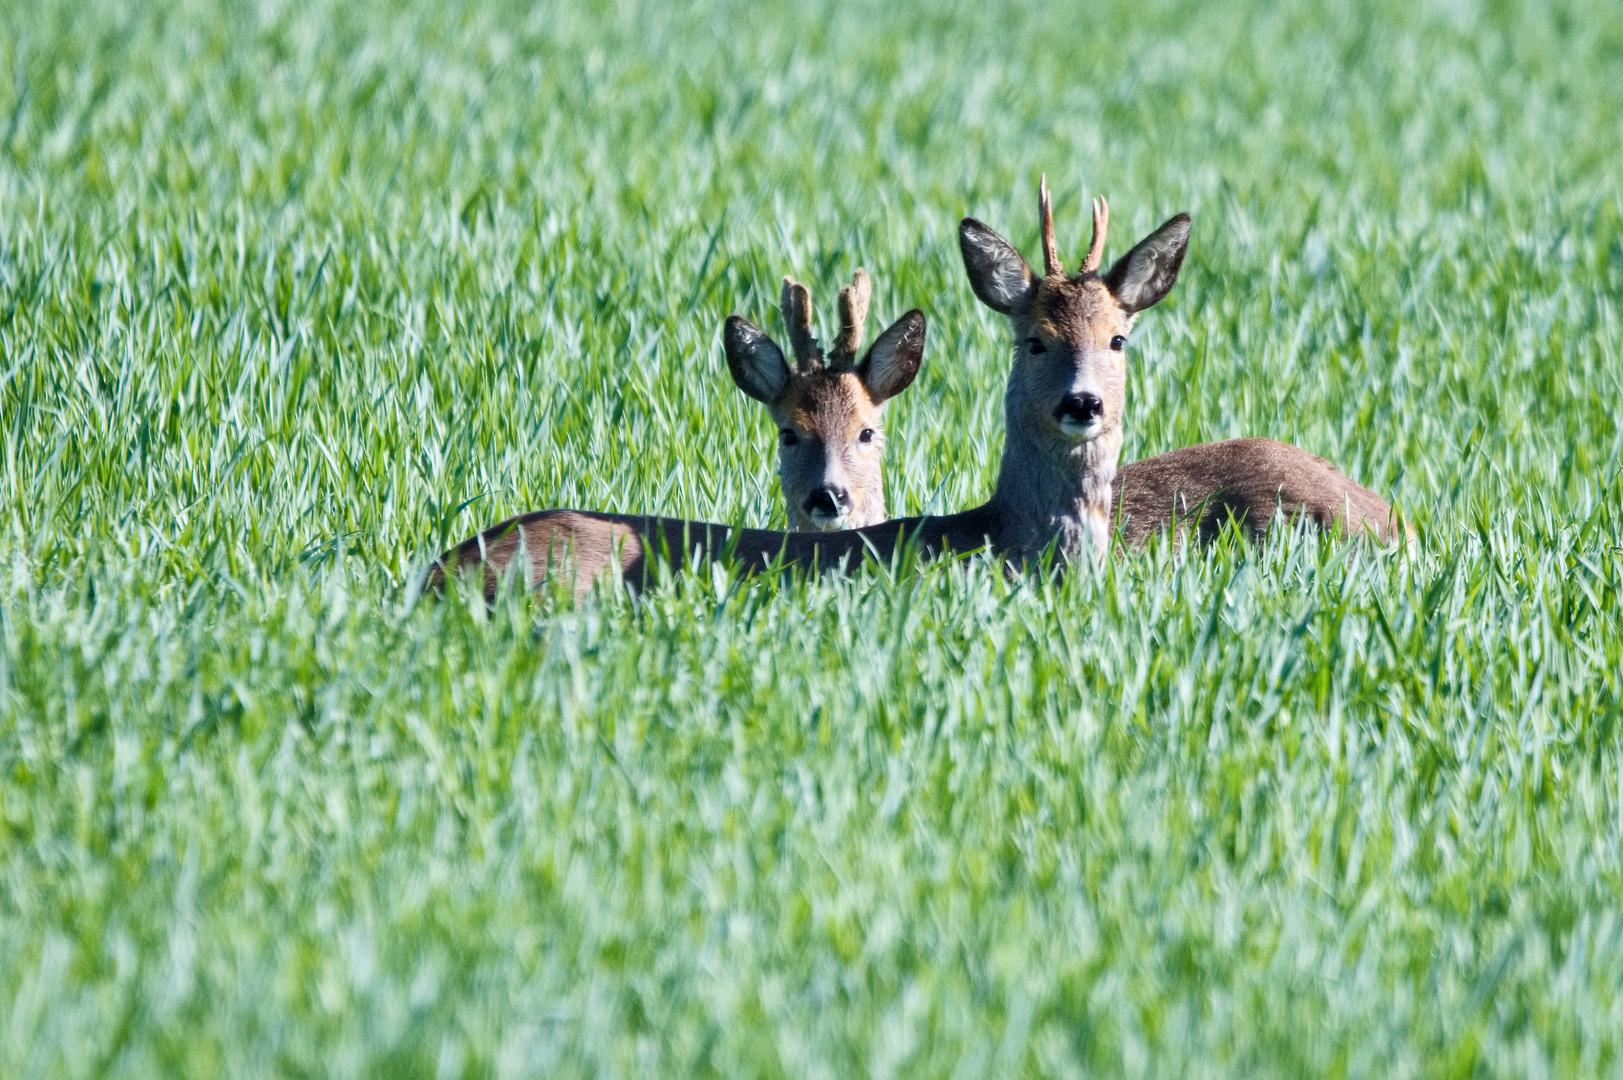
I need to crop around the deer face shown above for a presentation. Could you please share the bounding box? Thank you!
[724,271,925,531]
[1007,276,1133,451]
[960,187,1191,466]
[766,371,888,530]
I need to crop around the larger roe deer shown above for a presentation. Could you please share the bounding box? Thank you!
[729,237,1403,549]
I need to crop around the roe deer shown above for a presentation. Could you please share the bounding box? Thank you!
[428,183,1203,599]
[725,269,923,531]
[730,266,1404,548]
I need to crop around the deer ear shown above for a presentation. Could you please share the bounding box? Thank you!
[857,309,925,404]
[1102,212,1191,314]
[724,315,790,404]
[959,218,1036,316]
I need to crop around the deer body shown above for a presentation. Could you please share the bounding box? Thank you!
[427,433,1401,599]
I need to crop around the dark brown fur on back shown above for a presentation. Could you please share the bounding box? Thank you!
[1114,438,1405,547]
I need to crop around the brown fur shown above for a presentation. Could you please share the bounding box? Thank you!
[1115,439,1406,548]
[429,192,1190,599]
[423,439,1408,600]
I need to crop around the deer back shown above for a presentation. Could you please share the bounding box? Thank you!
[1114,438,1408,547]
[425,504,998,602]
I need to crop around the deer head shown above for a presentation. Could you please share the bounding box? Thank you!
[960,178,1192,556]
[724,270,925,531]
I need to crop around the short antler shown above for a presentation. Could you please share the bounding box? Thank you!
[1080,195,1109,275]
[1039,175,1063,278]
[780,277,824,371]
[830,268,871,370]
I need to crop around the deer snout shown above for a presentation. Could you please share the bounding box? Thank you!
[1054,391,1106,439]
[804,486,852,523]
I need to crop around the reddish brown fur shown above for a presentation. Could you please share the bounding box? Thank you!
[422,439,1409,601]
[1115,439,1407,548]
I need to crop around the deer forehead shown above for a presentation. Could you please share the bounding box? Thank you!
[775,373,880,438]
[1031,277,1126,343]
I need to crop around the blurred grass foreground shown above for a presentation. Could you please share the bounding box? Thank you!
[2,0,1622,1076]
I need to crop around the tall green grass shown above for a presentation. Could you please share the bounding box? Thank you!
[2,0,1621,1075]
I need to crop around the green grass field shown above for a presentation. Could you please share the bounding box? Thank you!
[3,0,1623,1075]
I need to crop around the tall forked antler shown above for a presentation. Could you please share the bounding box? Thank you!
[1080,195,1109,275]
[780,277,824,372]
[1038,175,1063,278]
[1038,177,1111,278]
[829,268,871,370]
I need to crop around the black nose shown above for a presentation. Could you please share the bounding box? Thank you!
[1055,392,1105,426]
[804,487,851,518]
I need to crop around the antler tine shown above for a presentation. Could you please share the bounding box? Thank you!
[1039,174,1063,278]
[831,267,871,369]
[1080,195,1109,275]
[780,276,824,371]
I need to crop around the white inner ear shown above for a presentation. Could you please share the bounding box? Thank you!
[1117,255,1158,307]
[965,231,1031,309]
[988,260,1031,307]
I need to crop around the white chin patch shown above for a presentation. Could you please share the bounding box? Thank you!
[1057,416,1103,441]
[807,511,848,531]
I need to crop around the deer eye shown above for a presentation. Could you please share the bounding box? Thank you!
[1110,335,1126,351]
[1027,337,1047,354]
[779,429,798,447]
[859,428,876,444]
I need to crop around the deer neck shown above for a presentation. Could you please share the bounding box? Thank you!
[988,410,1119,564]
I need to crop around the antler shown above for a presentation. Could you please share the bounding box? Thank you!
[830,268,871,370]
[1039,174,1063,278]
[780,276,824,371]
[1080,195,1109,275]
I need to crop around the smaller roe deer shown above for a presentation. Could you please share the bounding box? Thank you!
[727,194,1406,550]
[724,270,922,531]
